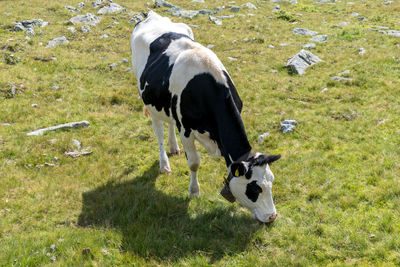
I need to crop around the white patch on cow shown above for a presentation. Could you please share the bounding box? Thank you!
[131,11,193,81]
[193,130,221,156]
[229,164,276,223]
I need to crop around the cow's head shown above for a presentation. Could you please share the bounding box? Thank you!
[221,153,281,223]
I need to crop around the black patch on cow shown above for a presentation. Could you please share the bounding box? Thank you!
[245,168,253,180]
[171,94,181,132]
[140,32,191,117]
[179,73,251,166]
[245,181,263,202]
[223,71,242,112]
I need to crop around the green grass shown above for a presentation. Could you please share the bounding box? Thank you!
[1,0,400,265]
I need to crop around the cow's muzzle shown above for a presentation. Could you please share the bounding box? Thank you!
[220,184,236,203]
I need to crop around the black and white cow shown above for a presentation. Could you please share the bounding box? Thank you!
[130,11,281,223]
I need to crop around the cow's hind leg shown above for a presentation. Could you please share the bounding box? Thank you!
[168,123,180,155]
[180,132,200,198]
[152,118,171,174]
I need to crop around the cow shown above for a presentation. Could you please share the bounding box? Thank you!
[130,11,281,223]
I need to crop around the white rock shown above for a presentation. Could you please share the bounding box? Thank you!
[244,2,257,9]
[27,121,90,136]
[98,3,125,14]
[69,13,101,26]
[286,49,322,75]
[46,36,69,48]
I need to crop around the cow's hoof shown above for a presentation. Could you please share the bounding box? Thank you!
[160,165,172,174]
[189,191,200,198]
[169,147,180,156]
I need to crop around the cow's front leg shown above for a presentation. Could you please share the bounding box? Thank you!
[168,123,180,155]
[152,119,171,174]
[180,132,200,198]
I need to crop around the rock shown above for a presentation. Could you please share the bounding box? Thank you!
[280,43,288,46]
[109,63,118,70]
[128,12,146,24]
[292,28,318,36]
[286,49,322,75]
[78,2,85,8]
[65,150,93,158]
[369,234,376,238]
[320,88,328,93]
[4,54,21,65]
[311,34,327,43]
[382,1,392,5]
[125,68,132,72]
[230,6,240,12]
[268,44,274,48]
[69,13,101,26]
[67,26,76,32]
[207,44,214,48]
[155,0,175,8]
[46,36,69,48]
[119,59,129,64]
[72,139,82,149]
[209,16,222,25]
[100,34,109,38]
[303,43,316,49]
[52,85,60,90]
[31,103,38,108]
[2,123,12,126]
[272,5,280,12]
[192,0,204,2]
[20,19,48,28]
[244,2,257,9]
[281,120,298,133]
[27,121,90,136]
[358,47,366,55]
[65,6,81,12]
[80,25,91,33]
[331,76,353,82]
[13,23,25,31]
[257,132,270,143]
[290,0,298,3]
[227,57,238,61]
[169,9,199,19]
[198,9,218,15]
[98,3,125,14]
[388,30,400,37]
[26,28,35,35]
[351,12,359,17]
[92,0,112,8]
[357,17,367,22]
[338,70,350,76]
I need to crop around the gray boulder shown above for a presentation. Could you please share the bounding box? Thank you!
[281,120,298,133]
[286,49,322,75]
[388,30,400,37]
[92,0,113,8]
[129,12,146,23]
[311,34,327,43]
[292,28,318,36]
[65,6,81,12]
[69,13,101,26]
[303,43,316,49]
[230,6,240,12]
[98,3,125,14]
[46,36,69,48]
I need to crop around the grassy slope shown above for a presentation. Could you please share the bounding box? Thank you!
[1,0,400,265]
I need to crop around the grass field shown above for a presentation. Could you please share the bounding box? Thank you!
[1,0,400,265]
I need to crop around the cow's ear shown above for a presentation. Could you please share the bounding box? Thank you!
[230,161,248,177]
[266,154,281,164]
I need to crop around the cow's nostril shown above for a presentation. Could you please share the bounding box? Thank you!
[268,213,277,222]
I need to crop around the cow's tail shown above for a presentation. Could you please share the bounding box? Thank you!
[143,106,151,118]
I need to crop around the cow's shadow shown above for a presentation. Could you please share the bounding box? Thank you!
[78,161,266,262]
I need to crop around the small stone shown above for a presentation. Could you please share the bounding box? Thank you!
[52,85,60,90]
[46,36,69,48]
[80,25,91,33]
[26,28,35,35]
[286,49,322,75]
[31,104,38,107]
[72,139,81,149]
[369,234,376,238]
[100,34,109,38]
[351,12,359,17]
[128,13,146,24]
[92,0,112,8]
[382,1,392,5]
[320,88,328,93]
[209,16,222,25]
[119,59,129,64]
[65,6,81,13]
[207,44,215,49]
[280,43,288,47]
[311,34,327,43]
[357,17,367,22]
[109,63,118,70]
[331,76,353,82]
[292,28,318,36]
[125,68,132,72]
[69,13,101,26]
[272,5,280,12]
[257,132,270,143]
[358,47,366,55]
[268,44,274,48]
[244,2,257,9]
[13,23,25,31]
[227,57,238,61]
[338,70,350,76]
[98,3,126,15]
[303,43,316,49]
[281,120,298,133]
[56,98,63,102]
[65,150,93,158]
[45,162,55,167]
[192,0,205,2]
[230,6,240,12]
[388,30,400,37]
[78,2,85,8]
[67,26,76,32]
[27,121,90,136]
